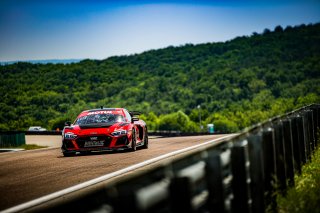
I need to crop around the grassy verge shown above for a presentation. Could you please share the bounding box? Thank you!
[0,144,48,150]
[276,142,320,212]
[19,144,48,150]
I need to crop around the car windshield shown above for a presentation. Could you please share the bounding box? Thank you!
[74,114,124,125]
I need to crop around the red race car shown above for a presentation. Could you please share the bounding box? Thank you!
[61,108,148,157]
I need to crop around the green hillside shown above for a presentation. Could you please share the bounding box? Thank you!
[1,23,320,132]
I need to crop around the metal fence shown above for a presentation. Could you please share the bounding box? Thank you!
[102,104,319,213]
[4,104,320,213]
[0,132,25,147]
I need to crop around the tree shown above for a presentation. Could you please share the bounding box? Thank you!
[0,23,319,132]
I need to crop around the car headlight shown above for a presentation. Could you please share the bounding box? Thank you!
[64,132,77,139]
[111,130,127,136]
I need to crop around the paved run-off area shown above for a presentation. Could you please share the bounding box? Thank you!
[26,135,62,147]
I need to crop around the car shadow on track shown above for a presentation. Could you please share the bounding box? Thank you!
[58,147,145,158]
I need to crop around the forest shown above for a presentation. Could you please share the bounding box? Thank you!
[0,23,319,133]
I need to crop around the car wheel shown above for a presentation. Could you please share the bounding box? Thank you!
[142,128,148,149]
[131,129,136,151]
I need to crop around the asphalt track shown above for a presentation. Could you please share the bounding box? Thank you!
[0,134,228,210]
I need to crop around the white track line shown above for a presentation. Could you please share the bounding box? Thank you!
[2,134,235,213]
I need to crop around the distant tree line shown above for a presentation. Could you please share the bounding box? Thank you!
[0,23,319,132]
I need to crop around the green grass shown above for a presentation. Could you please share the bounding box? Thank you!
[276,140,320,213]
[18,144,48,150]
[1,144,48,150]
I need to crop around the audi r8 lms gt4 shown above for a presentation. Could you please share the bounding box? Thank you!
[61,108,148,157]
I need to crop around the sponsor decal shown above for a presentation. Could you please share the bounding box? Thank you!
[87,111,113,115]
[84,141,104,147]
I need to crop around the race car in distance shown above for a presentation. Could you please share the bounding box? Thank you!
[61,108,148,157]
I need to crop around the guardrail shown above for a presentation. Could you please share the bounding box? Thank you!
[3,104,319,213]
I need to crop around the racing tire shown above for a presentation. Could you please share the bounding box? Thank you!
[142,128,149,149]
[131,129,137,152]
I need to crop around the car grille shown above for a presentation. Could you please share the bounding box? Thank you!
[75,136,112,148]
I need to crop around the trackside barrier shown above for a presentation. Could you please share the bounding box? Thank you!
[0,132,25,147]
[3,104,320,213]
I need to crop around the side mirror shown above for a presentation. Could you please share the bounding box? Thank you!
[65,121,72,126]
[131,117,139,123]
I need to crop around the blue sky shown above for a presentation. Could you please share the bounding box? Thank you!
[0,0,320,61]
